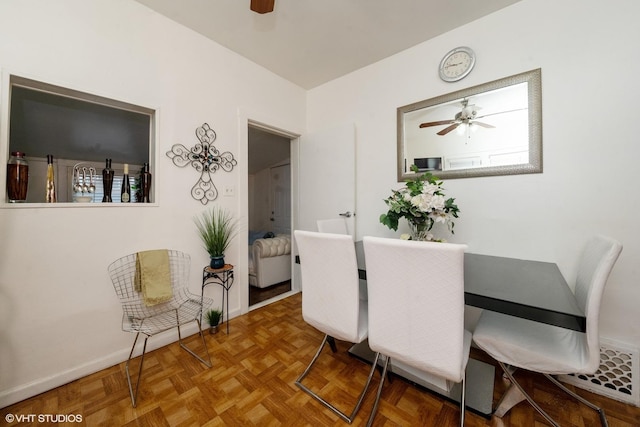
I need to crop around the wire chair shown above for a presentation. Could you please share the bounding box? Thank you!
[108,249,213,407]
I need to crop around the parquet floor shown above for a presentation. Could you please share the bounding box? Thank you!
[3,293,640,426]
[249,281,292,306]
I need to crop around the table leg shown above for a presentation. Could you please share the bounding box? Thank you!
[224,286,229,334]
[200,272,205,328]
[494,383,527,417]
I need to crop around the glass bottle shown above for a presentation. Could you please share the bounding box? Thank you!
[120,163,131,203]
[45,155,56,203]
[140,163,152,203]
[102,159,114,202]
[7,151,29,202]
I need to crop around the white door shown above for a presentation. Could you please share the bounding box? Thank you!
[270,164,291,235]
[294,123,356,291]
[297,123,356,234]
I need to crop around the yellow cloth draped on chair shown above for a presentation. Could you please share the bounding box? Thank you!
[135,249,173,306]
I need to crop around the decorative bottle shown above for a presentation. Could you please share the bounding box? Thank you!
[7,151,29,202]
[45,154,56,203]
[120,163,131,203]
[139,163,152,203]
[102,159,114,202]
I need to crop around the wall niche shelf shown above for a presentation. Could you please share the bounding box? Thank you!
[2,73,157,205]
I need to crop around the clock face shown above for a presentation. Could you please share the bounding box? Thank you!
[439,47,475,82]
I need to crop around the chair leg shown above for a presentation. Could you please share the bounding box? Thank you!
[459,374,466,427]
[296,334,380,423]
[496,362,608,427]
[366,353,389,427]
[366,355,466,427]
[177,317,212,368]
[545,374,608,427]
[124,332,148,408]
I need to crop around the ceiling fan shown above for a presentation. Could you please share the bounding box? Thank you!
[419,99,495,136]
[251,0,275,14]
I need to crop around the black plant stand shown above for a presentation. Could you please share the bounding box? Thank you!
[201,264,234,334]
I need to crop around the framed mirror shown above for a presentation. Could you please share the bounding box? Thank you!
[397,68,542,181]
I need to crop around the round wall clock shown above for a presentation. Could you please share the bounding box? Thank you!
[439,46,476,82]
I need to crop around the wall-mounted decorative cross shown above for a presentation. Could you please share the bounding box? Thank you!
[166,123,237,205]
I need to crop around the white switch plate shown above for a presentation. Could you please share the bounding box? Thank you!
[223,186,234,197]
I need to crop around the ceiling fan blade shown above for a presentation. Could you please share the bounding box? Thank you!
[437,123,459,136]
[251,0,275,14]
[475,107,527,120]
[472,121,495,129]
[419,120,454,128]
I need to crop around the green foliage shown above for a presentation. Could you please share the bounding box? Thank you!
[205,308,222,327]
[194,207,239,257]
[380,164,459,233]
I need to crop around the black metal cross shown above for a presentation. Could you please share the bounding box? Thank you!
[166,123,237,204]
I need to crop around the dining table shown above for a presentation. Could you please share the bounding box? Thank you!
[353,241,586,332]
[297,241,586,416]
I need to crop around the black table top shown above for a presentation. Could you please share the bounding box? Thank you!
[353,241,586,332]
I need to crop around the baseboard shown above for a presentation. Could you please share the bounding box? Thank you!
[0,323,201,409]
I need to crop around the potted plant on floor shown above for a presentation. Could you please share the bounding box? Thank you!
[194,206,239,269]
[205,308,223,334]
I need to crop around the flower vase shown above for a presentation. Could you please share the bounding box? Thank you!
[408,221,432,241]
[7,151,29,202]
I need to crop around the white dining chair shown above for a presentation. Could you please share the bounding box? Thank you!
[316,217,367,300]
[293,230,379,423]
[316,218,349,235]
[473,235,622,427]
[363,236,471,427]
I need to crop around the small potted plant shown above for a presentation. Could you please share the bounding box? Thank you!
[205,308,223,334]
[194,206,239,269]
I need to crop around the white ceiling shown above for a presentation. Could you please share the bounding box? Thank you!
[133,0,522,174]
[133,0,521,90]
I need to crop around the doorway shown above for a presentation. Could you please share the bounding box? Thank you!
[248,126,292,306]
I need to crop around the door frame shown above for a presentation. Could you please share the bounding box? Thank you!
[238,108,301,315]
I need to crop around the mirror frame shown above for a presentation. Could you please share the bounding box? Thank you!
[397,68,542,181]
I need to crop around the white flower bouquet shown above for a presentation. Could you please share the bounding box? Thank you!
[380,165,460,240]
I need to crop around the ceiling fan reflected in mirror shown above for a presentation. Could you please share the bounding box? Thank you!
[419,99,496,136]
[251,0,275,14]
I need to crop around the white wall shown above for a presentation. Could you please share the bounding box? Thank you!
[0,0,305,407]
[2,0,639,409]
[307,0,640,349]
